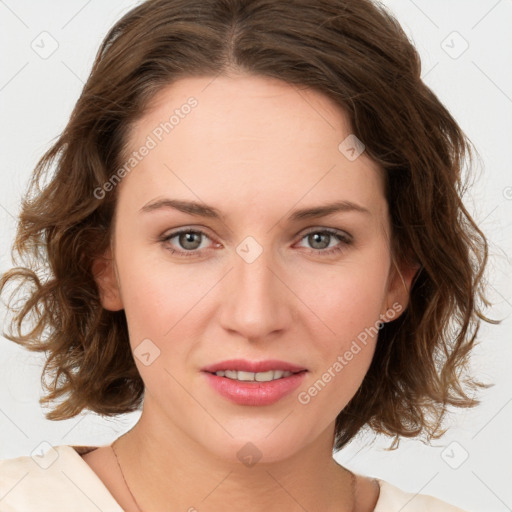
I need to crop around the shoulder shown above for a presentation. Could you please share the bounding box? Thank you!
[0,445,123,512]
[374,478,469,512]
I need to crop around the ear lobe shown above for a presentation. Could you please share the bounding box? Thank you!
[92,247,124,311]
[381,257,421,322]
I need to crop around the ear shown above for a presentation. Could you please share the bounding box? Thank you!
[92,246,124,311]
[381,255,421,322]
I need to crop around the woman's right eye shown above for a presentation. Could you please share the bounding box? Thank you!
[160,229,215,257]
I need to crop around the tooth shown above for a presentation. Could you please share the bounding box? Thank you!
[255,370,275,382]
[237,371,255,381]
[218,369,296,381]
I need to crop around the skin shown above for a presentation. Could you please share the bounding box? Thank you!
[88,73,417,512]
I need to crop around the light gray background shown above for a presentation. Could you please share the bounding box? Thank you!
[1,1,511,511]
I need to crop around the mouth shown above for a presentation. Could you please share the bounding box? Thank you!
[210,369,303,382]
[201,359,308,406]
[201,358,307,380]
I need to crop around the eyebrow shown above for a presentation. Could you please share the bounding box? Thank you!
[139,198,371,221]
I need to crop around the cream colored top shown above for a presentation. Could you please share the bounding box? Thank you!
[0,445,467,511]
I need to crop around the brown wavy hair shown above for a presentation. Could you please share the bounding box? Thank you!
[0,0,497,451]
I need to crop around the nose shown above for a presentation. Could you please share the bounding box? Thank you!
[218,242,294,342]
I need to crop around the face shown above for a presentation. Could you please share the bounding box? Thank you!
[95,73,413,464]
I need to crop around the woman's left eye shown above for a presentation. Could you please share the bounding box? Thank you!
[296,229,352,255]
[160,228,352,258]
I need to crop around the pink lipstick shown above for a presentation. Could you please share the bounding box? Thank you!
[202,359,307,406]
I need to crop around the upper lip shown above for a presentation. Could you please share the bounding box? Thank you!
[201,359,307,373]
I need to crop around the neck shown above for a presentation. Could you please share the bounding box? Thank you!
[115,404,356,512]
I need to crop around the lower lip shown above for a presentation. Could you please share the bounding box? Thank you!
[203,371,307,406]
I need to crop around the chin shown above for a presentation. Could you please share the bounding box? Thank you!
[197,424,310,467]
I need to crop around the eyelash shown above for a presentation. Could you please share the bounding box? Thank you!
[159,227,352,258]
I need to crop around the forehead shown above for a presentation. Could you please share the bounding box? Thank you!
[120,74,386,218]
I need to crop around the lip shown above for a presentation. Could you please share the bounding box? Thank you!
[201,359,307,373]
[201,359,308,406]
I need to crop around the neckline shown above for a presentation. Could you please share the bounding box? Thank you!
[66,445,385,511]
[65,445,125,510]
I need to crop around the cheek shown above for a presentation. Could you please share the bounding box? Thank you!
[115,262,197,392]
[118,269,170,343]
[310,254,390,348]
[295,253,390,407]
[114,243,216,378]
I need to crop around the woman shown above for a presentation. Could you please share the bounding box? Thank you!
[0,0,495,510]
